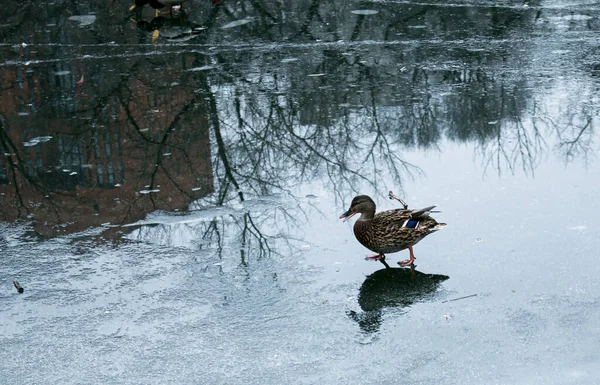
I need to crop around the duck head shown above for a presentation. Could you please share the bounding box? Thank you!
[340,195,376,222]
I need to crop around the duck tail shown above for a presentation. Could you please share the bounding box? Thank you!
[431,223,447,231]
[410,205,437,219]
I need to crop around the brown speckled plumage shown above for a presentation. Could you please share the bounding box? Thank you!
[340,195,446,265]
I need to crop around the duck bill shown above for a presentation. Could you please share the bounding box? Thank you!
[339,209,356,222]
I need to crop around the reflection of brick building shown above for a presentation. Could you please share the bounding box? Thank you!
[0,54,214,238]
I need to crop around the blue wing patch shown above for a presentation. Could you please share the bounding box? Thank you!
[405,219,419,228]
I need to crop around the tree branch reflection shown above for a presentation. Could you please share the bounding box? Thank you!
[1,0,599,257]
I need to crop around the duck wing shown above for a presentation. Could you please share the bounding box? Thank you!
[372,206,437,229]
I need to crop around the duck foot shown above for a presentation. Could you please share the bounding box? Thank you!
[397,245,416,267]
[365,254,391,269]
[398,261,416,271]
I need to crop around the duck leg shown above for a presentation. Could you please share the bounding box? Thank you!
[398,245,416,267]
[365,254,391,269]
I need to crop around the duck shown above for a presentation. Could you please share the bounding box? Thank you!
[340,191,446,267]
[129,0,188,42]
[129,0,219,14]
[130,0,184,15]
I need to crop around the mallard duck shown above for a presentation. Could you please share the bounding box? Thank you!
[130,0,185,15]
[340,193,446,267]
[129,0,219,13]
[129,0,190,43]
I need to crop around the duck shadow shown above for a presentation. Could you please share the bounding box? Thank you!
[347,267,449,334]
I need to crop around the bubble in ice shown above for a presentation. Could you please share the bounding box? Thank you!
[68,15,97,26]
[186,65,216,72]
[221,19,253,29]
[351,10,378,15]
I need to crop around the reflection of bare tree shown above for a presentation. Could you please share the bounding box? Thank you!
[556,117,595,163]
[0,114,66,220]
[516,99,598,165]
[549,102,597,164]
[128,200,305,264]
[198,53,425,205]
[444,71,547,176]
[470,93,598,174]
[2,0,599,253]
[0,45,214,237]
[477,117,547,177]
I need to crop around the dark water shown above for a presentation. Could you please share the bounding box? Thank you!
[1,0,600,383]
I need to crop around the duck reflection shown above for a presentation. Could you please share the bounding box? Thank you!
[130,0,186,16]
[348,267,448,333]
[129,3,209,43]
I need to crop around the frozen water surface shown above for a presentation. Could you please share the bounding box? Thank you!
[1,0,600,384]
